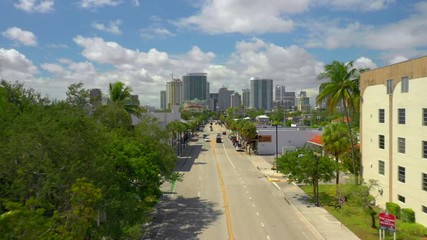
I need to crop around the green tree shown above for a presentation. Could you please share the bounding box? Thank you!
[65,82,90,108]
[270,106,285,123]
[277,148,336,200]
[317,61,360,179]
[108,81,141,117]
[322,123,350,184]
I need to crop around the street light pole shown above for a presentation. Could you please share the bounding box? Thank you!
[315,154,320,207]
[275,124,278,173]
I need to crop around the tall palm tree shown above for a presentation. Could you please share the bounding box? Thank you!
[316,61,360,179]
[322,123,350,184]
[108,81,141,118]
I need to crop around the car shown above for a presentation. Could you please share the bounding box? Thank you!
[204,137,210,142]
[222,131,227,135]
[203,133,209,138]
[235,144,244,151]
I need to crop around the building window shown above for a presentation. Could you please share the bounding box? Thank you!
[379,109,385,123]
[398,109,405,124]
[401,76,409,93]
[423,173,427,191]
[423,141,427,158]
[398,195,406,203]
[379,135,385,149]
[258,135,272,142]
[398,166,405,183]
[398,137,406,154]
[378,160,385,175]
[387,79,393,94]
[423,109,427,126]
[423,206,427,214]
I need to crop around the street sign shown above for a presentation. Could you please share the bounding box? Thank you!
[379,212,396,232]
[339,197,345,205]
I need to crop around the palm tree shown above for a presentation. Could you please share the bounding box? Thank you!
[322,123,350,184]
[316,61,360,179]
[108,81,141,118]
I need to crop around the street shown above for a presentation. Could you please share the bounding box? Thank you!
[143,124,320,240]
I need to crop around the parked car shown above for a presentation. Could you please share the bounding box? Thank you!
[203,133,209,138]
[235,144,244,151]
[222,131,227,135]
[204,137,210,142]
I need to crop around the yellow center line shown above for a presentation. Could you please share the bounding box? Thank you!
[211,139,235,240]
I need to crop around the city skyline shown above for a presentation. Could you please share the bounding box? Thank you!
[1,1,427,107]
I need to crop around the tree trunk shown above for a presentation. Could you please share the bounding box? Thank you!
[335,155,340,184]
[343,101,357,182]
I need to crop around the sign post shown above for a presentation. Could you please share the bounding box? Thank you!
[379,212,396,240]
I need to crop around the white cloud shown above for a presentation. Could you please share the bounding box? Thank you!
[303,2,427,53]
[387,56,408,65]
[80,0,121,8]
[314,0,395,12]
[176,0,310,34]
[353,57,377,70]
[2,27,38,46]
[140,28,175,40]
[14,0,54,13]
[0,48,37,80]
[92,19,122,35]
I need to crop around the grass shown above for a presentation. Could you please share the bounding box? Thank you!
[299,184,427,240]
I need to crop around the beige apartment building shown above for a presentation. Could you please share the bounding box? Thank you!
[361,56,427,227]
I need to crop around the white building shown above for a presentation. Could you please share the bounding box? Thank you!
[361,56,427,227]
[256,127,322,155]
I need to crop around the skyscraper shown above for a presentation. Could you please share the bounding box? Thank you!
[296,90,310,111]
[231,92,241,108]
[218,86,234,112]
[183,73,209,101]
[275,85,286,101]
[166,78,183,109]
[250,78,273,111]
[160,90,166,110]
[242,89,250,108]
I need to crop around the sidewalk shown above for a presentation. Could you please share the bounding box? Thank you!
[248,154,361,240]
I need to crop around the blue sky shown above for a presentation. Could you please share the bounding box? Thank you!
[1,0,427,107]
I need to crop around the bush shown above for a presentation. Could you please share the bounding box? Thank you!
[386,202,401,219]
[398,222,427,237]
[401,208,416,223]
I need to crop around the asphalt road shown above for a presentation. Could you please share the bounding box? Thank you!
[143,124,321,240]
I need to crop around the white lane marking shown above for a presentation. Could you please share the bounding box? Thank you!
[272,182,281,190]
[261,222,265,228]
[198,191,200,197]
[249,197,252,200]
[222,144,236,169]
[256,212,259,216]
[267,235,271,240]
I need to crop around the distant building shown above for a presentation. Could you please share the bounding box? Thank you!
[166,78,183,109]
[275,85,286,101]
[250,78,273,111]
[231,92,241,108]
[183,73,209,101]
[130,94,140,106]
[160,90,166,110]
[218,86,234,112]
[242,89,250,108]
[296,90,310,111]
[361,55,427,227]
[90,88,102,106]
[209,93,219,112]
[182,99,208,112]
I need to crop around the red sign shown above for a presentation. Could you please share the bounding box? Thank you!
[379,212,396,231]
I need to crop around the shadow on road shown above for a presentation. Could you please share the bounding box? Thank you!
[142,195,222,239]
[176,144,204,172]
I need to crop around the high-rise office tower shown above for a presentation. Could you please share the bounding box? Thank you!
[160,90,166,110]
[242,89,250,108]
[218,86,234,112]
[209,93,219,112]
[249,78,273,111]
[231,92,241,108]
[183,73,209,101]
[296,90,310,111]
[166,78,183,109]
[275,85,286,101]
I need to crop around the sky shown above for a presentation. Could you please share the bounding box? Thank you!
[1,0,427,108]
